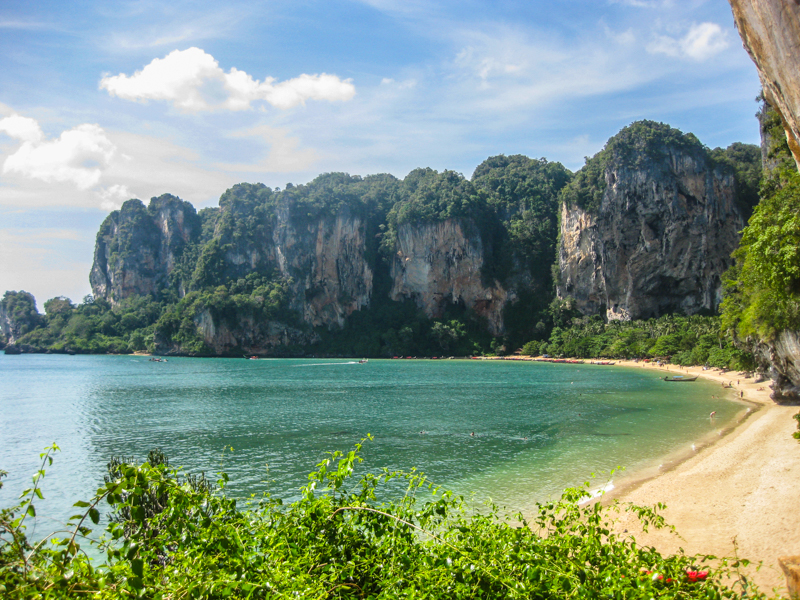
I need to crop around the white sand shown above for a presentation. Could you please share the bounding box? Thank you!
[605,361,800,597]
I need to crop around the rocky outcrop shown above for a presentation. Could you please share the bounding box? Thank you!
[730,0,800,400]
[270,206,372,328]
[155,309,318,356]
[729,0,800,169]
[390,219,509,334]
[751,330,800,404]
[557,123,744,320]
[90,195,200,304]
[0,290,41,344]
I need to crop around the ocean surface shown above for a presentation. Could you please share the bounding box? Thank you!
[0,353,744,537]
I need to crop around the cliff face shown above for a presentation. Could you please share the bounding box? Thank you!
[90,195,200,304]
[728,1,800,401]
[155,309,319,356]
[729,0,800,169]
[558,124,744,320]
[0,290,41,345]
[270,206,373,328]
[389,219,509,334]
[751,330,800,403]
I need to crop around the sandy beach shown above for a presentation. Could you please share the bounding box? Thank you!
[602,360,800,596]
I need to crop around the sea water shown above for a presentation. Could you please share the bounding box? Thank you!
[0,353,743,536]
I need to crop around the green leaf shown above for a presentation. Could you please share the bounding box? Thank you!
[73,500,91,508]
[26,504,36,517]
[128,576,143,590]
[89,507,100,524]
[131,558,144,578]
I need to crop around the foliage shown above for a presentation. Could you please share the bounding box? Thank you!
[472,155,572,287]
[527,312,755,370]
[155,272,295,355]
[720,99,800,343]
[12,294,164,355]
[0,442,774,599]
[709,142,762,220]
[560,121,729,214]
[315,298,493,358]
[0,291,42,342]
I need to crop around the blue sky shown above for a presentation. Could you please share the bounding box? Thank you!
[0,0,761,305]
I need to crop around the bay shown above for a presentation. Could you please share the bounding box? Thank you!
[0,353,743,537]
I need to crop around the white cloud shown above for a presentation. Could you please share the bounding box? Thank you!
[1,117,116,189]
[97,184,134,211]
[216,125,318,173]
[100,47,356,112]
[447,27,651,112]
[647,22,729,61]
[0,115,44,144]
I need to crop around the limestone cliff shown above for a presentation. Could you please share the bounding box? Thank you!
[751,331,800,403]
[90,195,200,304]
[270,205,373,328]
[557,121,744,320]
[389,219,509,334]
[155,309,318,357]
[729,0,800,168]
[0,290,41,345]
[727,2,800,401]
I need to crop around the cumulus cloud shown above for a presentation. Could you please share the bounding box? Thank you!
[100,47,356,111]
[0,114,44,144]
[97,183,134,210]
[647,22,729,61]
[0,116,116,189]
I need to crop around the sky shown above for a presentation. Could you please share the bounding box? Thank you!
[0,0,762,306]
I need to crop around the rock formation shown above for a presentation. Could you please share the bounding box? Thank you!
[729,0,800,169]
[728,1,800,401]
[270,206,373,328]
[155,309,319,356]
[389,219,509,334]
[0,290,41,346]
[557,121,744,320]
[90,194,200,304]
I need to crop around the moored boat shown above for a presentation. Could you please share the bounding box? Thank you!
[663,375,698,382]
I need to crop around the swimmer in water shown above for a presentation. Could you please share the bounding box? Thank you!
[470,432,475,437]
[709,411,717,419]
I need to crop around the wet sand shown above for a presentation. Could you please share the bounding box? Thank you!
[606,360,800,597]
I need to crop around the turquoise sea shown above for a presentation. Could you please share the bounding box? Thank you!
[0,353,744,535]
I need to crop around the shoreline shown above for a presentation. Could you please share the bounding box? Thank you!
[597,359,800,596]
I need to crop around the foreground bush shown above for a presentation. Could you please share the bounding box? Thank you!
[1,441,773,599]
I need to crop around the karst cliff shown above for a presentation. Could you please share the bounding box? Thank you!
[727,0,800,402]
[78,123,760,358]
[557,122,747,321]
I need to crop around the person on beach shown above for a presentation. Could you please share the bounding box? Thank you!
[710,411,716,419]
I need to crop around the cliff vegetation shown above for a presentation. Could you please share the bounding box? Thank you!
[1,121,762,365]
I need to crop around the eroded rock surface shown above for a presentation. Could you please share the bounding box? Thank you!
[558,125,744,320]
[90,195,200,304]
[730,0,800,168]
[389,219,509,334]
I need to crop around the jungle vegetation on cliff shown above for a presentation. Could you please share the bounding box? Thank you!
[0,121,762,364]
